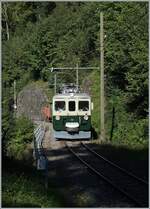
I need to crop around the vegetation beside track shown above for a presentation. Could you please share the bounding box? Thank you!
[2,158,65,208]
[89,71,148,146]
[2,172,63,207]
[5,116,34,160]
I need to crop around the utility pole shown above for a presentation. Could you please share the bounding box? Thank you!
[76,63,79,90]
[54,74,57,94]
[100,12,105,141]
[14,80,17,111]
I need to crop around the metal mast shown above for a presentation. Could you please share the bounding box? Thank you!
[100,12,105,141]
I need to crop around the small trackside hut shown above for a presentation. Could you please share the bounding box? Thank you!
[52,84,93,139]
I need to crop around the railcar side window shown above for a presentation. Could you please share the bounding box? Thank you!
[79,101,89,111]
[69,101,75,111]
[55,101,65,111]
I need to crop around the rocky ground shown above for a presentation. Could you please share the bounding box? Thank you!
[17,83,49,121]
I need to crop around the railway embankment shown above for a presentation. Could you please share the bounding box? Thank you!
[42,124,148,207]
[2,121,66,208]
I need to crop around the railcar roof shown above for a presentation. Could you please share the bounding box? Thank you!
[53,93,90,99]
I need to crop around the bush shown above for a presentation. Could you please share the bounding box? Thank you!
[106,91,148,146]
[6,116,34,160]
[88,70,100,135]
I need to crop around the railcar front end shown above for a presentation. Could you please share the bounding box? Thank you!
[52,94,93,139]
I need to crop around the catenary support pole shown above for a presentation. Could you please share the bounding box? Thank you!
[100,12,105,141]
[76,63,79,90]
[54,74,57,94]
[14,80,17,111]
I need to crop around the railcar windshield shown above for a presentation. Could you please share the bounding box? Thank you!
[79,101,89,111]
[55,101,65,111]
[69,101,75,111]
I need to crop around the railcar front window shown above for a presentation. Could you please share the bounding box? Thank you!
[69,101,75,111]
[79,101,89,111]
[55,101,65,111]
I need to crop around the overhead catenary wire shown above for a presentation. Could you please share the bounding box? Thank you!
[50,67,100,71]
[49,66,100,94]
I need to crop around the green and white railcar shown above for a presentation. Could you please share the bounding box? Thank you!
[52,92,93,139]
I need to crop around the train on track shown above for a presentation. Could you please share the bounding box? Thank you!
[52,84,93,139]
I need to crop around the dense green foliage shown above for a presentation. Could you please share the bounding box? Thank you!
[6,116,34,160]
[2,2,148,152]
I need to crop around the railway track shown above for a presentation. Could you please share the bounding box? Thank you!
[65,141,148,207]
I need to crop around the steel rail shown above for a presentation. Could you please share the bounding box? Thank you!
[81,142,148,185]
[65,142,142,207]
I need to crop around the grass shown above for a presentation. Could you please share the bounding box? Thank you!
[2,156,65,208]
[2,171,65,208]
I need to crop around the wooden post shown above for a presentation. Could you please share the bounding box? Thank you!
[100,12,105,141]
[14,80,17,110]
[76,63,79,90]
[54,74,57,94]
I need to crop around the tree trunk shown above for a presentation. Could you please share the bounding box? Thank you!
[3,3,9,41]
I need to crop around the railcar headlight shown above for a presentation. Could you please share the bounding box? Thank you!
[84,114,88,120]
[56,115,60,120]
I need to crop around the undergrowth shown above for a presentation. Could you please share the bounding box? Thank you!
[2,171,64,207]
[6,116,34,161]
[88,71,148,147]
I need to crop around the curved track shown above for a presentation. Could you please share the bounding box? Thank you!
[65,141,148,207]
[81,142,148,185]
